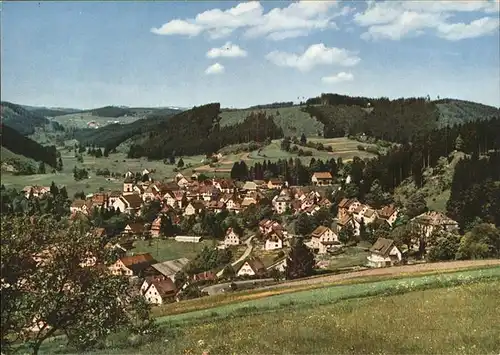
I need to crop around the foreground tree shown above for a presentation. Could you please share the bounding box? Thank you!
[0,215,154,354]
[285,237,315,280]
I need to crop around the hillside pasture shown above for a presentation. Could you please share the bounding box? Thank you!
[38,267,500,354]
[53,112,143,130]
[130,239,214,262]
[1,149,206,197]
[220,106,324,137]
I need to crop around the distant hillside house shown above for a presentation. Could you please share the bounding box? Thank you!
[367,238,402,268]
[311,172,333,186]
[109,253,157,276]
[22,185,50,199]
[224,227,241,247]
[411,211,459,237]
[236,257,267,277]
[310,226,339,254]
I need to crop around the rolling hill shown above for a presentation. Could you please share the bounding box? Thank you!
[0,124,58,167]
[1,101,56,135]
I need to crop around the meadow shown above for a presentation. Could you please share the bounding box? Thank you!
[38,267,500,354]
[130,239,215,262]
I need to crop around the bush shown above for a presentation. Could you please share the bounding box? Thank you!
[365,146,380,155]
[357,145,366,151]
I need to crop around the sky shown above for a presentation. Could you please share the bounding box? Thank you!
[2,1,500,109]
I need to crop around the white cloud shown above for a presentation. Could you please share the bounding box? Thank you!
[354,0,500,41]
[265,43,360,72]
[437,17,500,41]
[151,19,203,36]
[151,1,344,40]
[205,63,225,75]
[206,42,248,58]
[322,72,354,84]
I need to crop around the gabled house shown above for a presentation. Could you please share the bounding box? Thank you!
[267,257,287,273]
[207,200,225,213]
[109,253,157,277]
[258,219,285,236]
[267,179,284,190]
[310,226,339,254]
[225,197,241,214]
[112,194,143,215]
[236,257,267,277]
[265,230,284,251]
[311,172,333,186]
[377,205,399,226]
[183,200,205,216]
[142,276,177,304]
[177,177,190,188]
[367,238,402,268]
[70,199,92,215]
[224,227,242,247]
[123,223,146,237]
[411,211,459,238]
[242,181,258,192]
[337,198,361,220]
[108,191,122,207]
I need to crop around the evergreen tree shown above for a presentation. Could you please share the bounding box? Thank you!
[300,133,307,145]
[103,147,109,157]
[160,215,175,238]
[56,157,63,172]
[280,137,291,152]
[38,162,46,174]
[177,158,184,168]
[285,237,315,280]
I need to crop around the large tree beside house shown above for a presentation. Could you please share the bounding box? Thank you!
[285,237,315,280]
[0,215,154,354]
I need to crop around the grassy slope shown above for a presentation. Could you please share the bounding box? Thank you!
[394,151,466,212]
[220,106,324,137]
[40,267,500,354]
[130,239,214,262]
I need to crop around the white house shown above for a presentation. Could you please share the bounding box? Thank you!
[411,211,460,238]
[236,257,266,277]
[267,257,287,273]
[177,177,190,188]
[311,172,333,186]
[310,226,339,254]
[142,276,177,305]
[274,195,291,214]
[367,238,402,268]
[224,228,241,246]
[265,231,284,251]
[377,205,399,227]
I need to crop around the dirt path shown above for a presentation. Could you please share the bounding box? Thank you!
[268,259,500,289]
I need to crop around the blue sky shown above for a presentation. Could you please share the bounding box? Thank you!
[2,1,499,109]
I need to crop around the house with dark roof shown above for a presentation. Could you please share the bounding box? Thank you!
[264,230,284,251]
[141,276,177,304]
[122,223,146,237]
[236,257,267,277]
[109,253,157,277]
[112,194,143,215]
[411,211,459,237]
[377,204,399,226]
[146,258,190,281]
[367,238,402,268]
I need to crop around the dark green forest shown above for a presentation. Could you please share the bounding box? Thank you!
[1,124,58,167]
[1,101,63,135]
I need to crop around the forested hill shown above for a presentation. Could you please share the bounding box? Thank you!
[0,124,58,167]
[304,94,499,143]
[127,103,283,159]
[0,101,60,135]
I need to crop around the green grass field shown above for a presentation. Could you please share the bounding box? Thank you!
[1,148,206,197]
[38,267,500,354]
[129,239,214,262]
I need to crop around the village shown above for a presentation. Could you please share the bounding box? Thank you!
[23,168,462,306]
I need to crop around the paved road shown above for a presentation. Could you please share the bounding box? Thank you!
[202,278,274,295]
[216,235,255,278]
